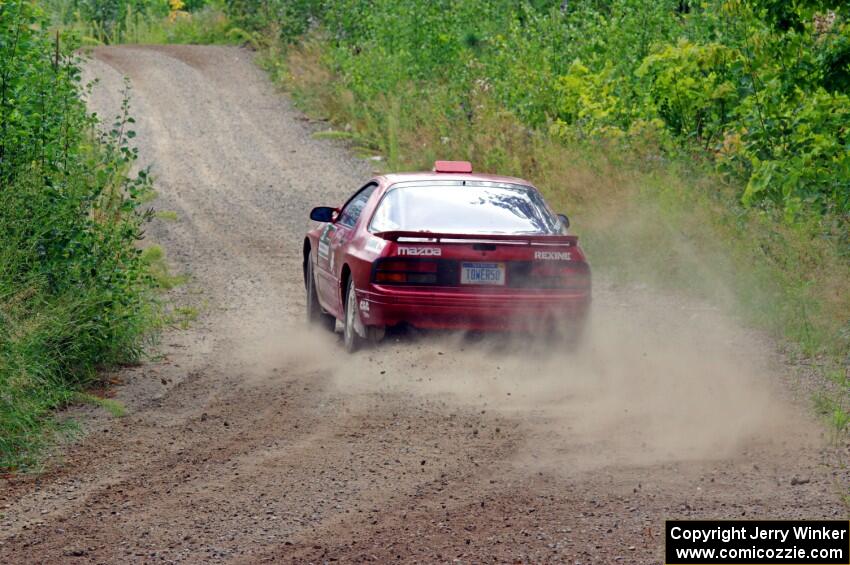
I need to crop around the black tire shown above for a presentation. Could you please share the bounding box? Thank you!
[306,251,335,332]
[343,278,363,353]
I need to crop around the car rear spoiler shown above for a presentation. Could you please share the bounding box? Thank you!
[373,231,578,246]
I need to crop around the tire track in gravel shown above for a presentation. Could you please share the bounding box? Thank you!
[0,45,844,564]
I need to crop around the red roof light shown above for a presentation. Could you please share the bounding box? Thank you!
[433,160,472,173]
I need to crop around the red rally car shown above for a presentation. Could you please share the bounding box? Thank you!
[303,161,591,352]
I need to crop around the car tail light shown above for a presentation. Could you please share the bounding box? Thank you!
[374,259,439,284]
[530,261,590,290]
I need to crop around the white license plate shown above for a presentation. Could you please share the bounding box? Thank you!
[461,262,506,285]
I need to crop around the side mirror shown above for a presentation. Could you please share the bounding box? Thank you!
[310,206,337,223]
[557,213,570,229]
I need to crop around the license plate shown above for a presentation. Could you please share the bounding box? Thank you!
[461,262,505,285]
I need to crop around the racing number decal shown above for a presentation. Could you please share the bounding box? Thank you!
[314,223,339,307]
[318,224,332,261]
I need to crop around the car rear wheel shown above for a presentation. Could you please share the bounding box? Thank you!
[306,251,335,332]
[343,279,363,353]
[343,279,385,352]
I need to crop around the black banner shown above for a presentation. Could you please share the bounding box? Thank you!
[665,520,849,564]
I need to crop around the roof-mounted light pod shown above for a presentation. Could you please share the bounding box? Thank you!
[433,160,473,173]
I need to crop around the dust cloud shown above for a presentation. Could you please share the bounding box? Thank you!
[226,282,817,476]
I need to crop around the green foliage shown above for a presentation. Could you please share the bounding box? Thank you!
[49,0,169,40]
[73,392,127,417]
[228,0,850,218]
[224,0,317,44]
[140,245,187,289]
[0,0,156,469]
[123,4,235,45]
[47,0,235,45]
[636,40,738,145]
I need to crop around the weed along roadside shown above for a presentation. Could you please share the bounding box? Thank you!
[0,1,161,470]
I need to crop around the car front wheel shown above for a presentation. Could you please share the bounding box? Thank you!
[306,251,335,332]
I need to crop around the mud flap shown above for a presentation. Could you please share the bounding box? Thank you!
[353,296,368,339]
[355,297,384,342]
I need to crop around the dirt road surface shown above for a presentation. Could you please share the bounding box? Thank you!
[1,46,844,564]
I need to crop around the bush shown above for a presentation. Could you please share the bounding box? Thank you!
[47,0,235,45]
[265,0,850,218]
[0,0,156,469]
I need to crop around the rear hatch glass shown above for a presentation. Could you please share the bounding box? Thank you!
[369,181,562,235]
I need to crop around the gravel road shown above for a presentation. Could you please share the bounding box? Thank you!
[0,45,844,564]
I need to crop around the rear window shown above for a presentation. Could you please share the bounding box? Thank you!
[369,182,561,235]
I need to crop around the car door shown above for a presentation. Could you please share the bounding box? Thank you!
[315,183,378,312]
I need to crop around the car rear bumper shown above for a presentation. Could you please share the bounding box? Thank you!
[359,284,590,331]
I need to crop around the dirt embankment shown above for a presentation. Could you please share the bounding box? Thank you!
[0,45,843,564]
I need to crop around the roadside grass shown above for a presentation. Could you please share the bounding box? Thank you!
[49,2,238,46]
[0,285,151,470]
[73,393,127,418]
[271,34,850,434]
[154,210,180,222]
[141,245,189,290]
[166,306,200,330]
[0,243,190,471]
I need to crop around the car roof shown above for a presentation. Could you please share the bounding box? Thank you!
[378,171,535,187]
